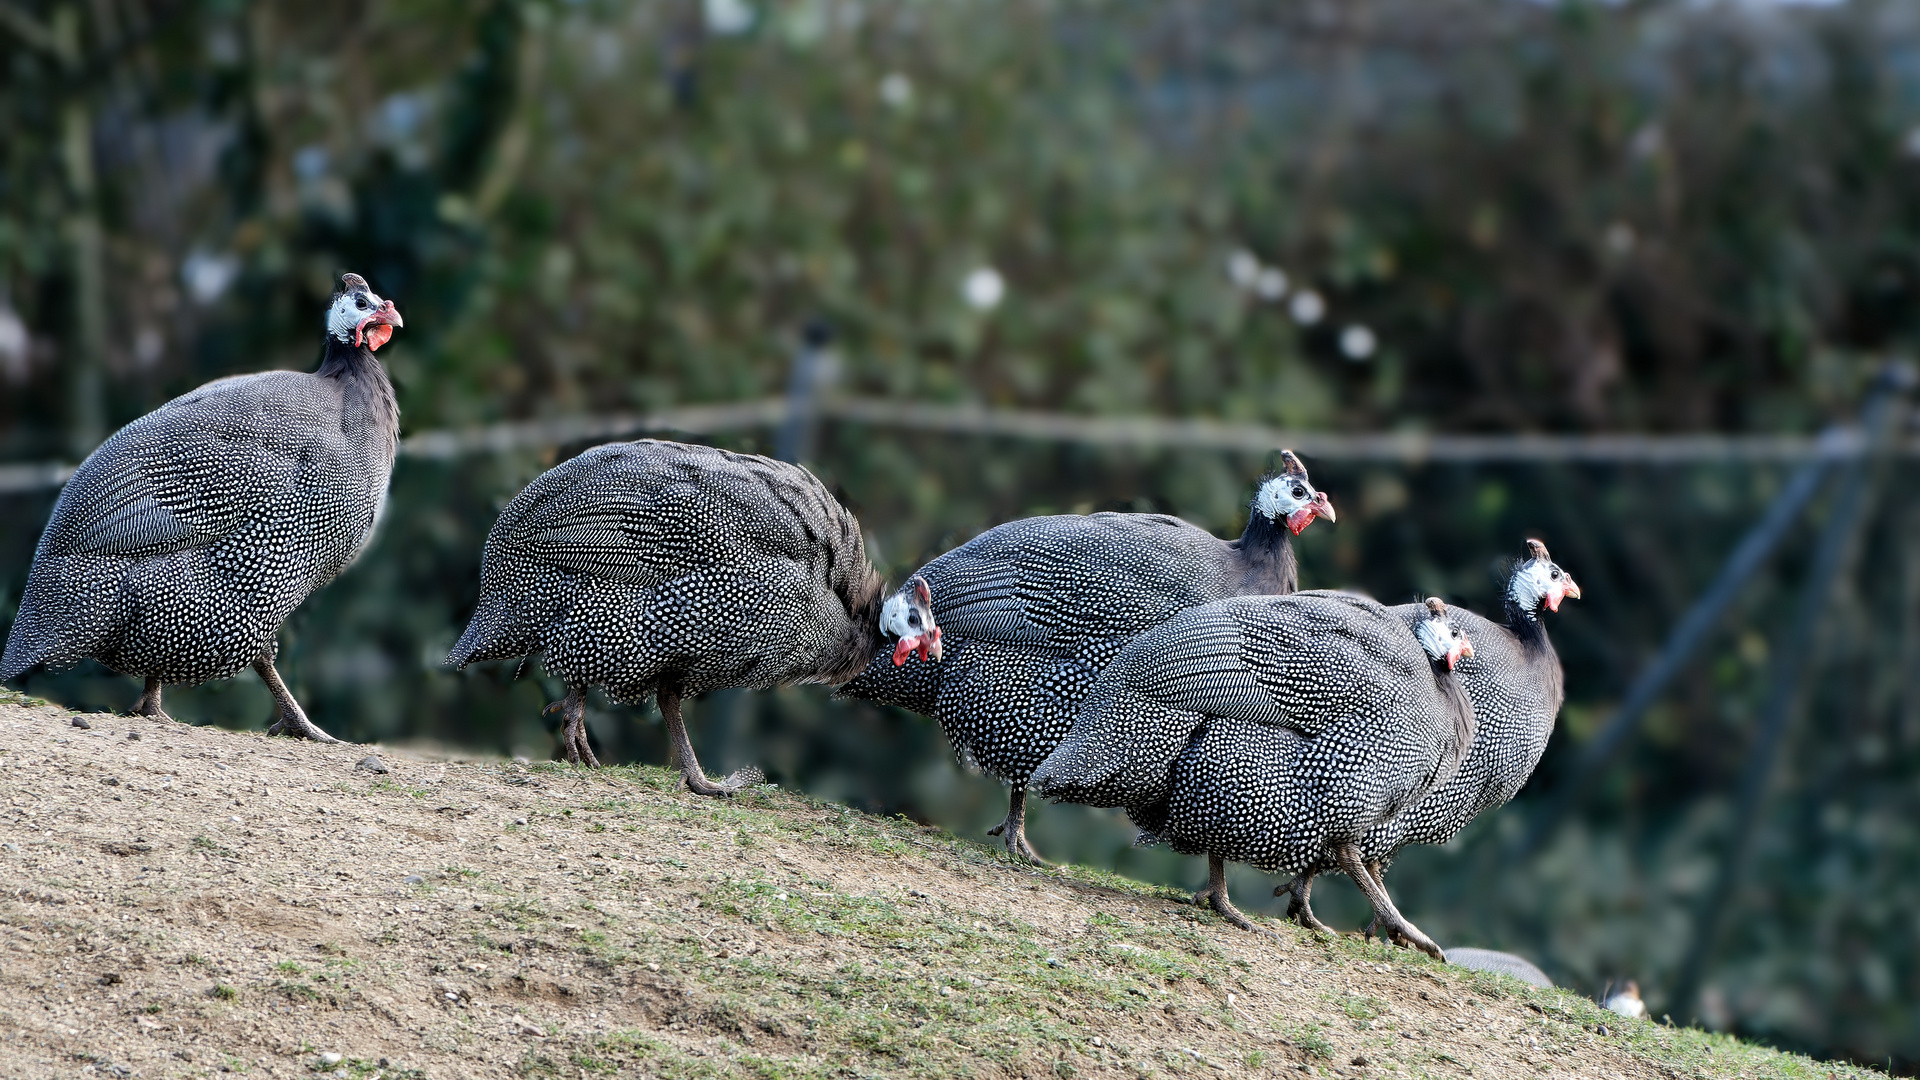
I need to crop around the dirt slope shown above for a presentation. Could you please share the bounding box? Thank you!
[0,696,1869,1080]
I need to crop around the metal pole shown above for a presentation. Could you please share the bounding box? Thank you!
[776,320,831,465]
[1666,365,1910,1018]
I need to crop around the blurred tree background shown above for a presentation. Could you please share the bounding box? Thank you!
[4,0,1920,1070]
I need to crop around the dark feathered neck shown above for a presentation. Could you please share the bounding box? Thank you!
[1503,595,1551,654]
[818,567,891,685]
[316,336,400,456]
[1429,658,1477,786]
[1502,592,1565,709]
[1227,508,1299,595]
[317,334,384,379]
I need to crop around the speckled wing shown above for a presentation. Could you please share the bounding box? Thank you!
[1120,592,1418,739]
[918,513,1234,647]
[484,441,862,585]
[448,440,876,691]
[35,374,314,560]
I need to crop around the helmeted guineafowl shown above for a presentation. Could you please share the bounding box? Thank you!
[837,452,1335,863]
[1445,947,1553,988]
[1,273,404,740]
[446,439,941,796]
[1030,593,1473,949]
[1279,541,1577,939]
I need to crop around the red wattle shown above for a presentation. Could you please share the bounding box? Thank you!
[892,638,916,666]
[367,323,393,351]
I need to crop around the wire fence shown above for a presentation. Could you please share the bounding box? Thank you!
[1,395,1905,496]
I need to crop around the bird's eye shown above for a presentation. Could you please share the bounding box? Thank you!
[909,613,922,628]
[1550,569,1561,579]
[1292,486,1306,500]
[356,297,369,310]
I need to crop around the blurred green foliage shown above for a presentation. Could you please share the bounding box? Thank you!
[4,0,1920,1071]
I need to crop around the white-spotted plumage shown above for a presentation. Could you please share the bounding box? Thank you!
[838,452,1333,862]
[447,439,934,795]
[1030,590,1473,949]
[1281,540,1578,941]
[1,273,402,741]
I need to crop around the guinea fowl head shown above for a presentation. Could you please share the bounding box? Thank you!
[325,273,404,351]
[1414,597,1474,670]
[1509,539,1581,615]
[879,575,942,666]
[1252,450,1336,535]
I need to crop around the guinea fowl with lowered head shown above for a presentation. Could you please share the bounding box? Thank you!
[838,452,1334,863]
[446,439,941,796]
[1279,541,1577,939]
[1,274,403,740]
[1031,593,1474,951]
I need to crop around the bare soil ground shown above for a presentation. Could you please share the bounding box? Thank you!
[0,696,1870,1080]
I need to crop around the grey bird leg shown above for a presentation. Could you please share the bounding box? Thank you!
[985,786,1048,865]
[253,653,340,743]
[1192,854,1270,935]
[660,683,762,797]
[1335,843,1440,958]
[1277,870,1337,934]
[545,688,599,767]
[131,678,176,724]
[1361,861,1402,945]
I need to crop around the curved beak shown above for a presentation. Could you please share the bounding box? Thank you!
[1544,576,1581,613]
[1451,638,1474,669]
[355,299,404,351]
[1284,491,1337,535]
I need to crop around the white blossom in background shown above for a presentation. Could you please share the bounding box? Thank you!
[1902,125,1920,158]
[703,0,755,36]
[1339,324,1377,361]
[879,72,913,109]
[1226,250,1260,289]
[963,267,1005,311]
[1254,266,1288,301]
[182,249,240,306]
[1628,121,1663,160]
[0,305,29,384]
[1289,289,1325,326]
[1605,222,1636,256]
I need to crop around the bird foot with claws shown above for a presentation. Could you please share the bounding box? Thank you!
[1192,884,1266,935]
[544,692,600,767]
[130,680,178,724]
[266,712,341,743]
[987,818,1048,866]
[1371,912,1439,958]
[131,701,176,724]
[1193,858,1276,936]
[1279,876,1337,935]
[684,765,764,797]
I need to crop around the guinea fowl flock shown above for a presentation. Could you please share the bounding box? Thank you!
[2,274,1581,957]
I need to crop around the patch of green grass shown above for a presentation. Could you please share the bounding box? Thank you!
[275,961,305,975]
[208,983,237,1001]
[0,688,49,708]
[1338,992,1386,1023]
[1287,1023,1335,1059]
[190,835,239,860]
[274,980,322,1002]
